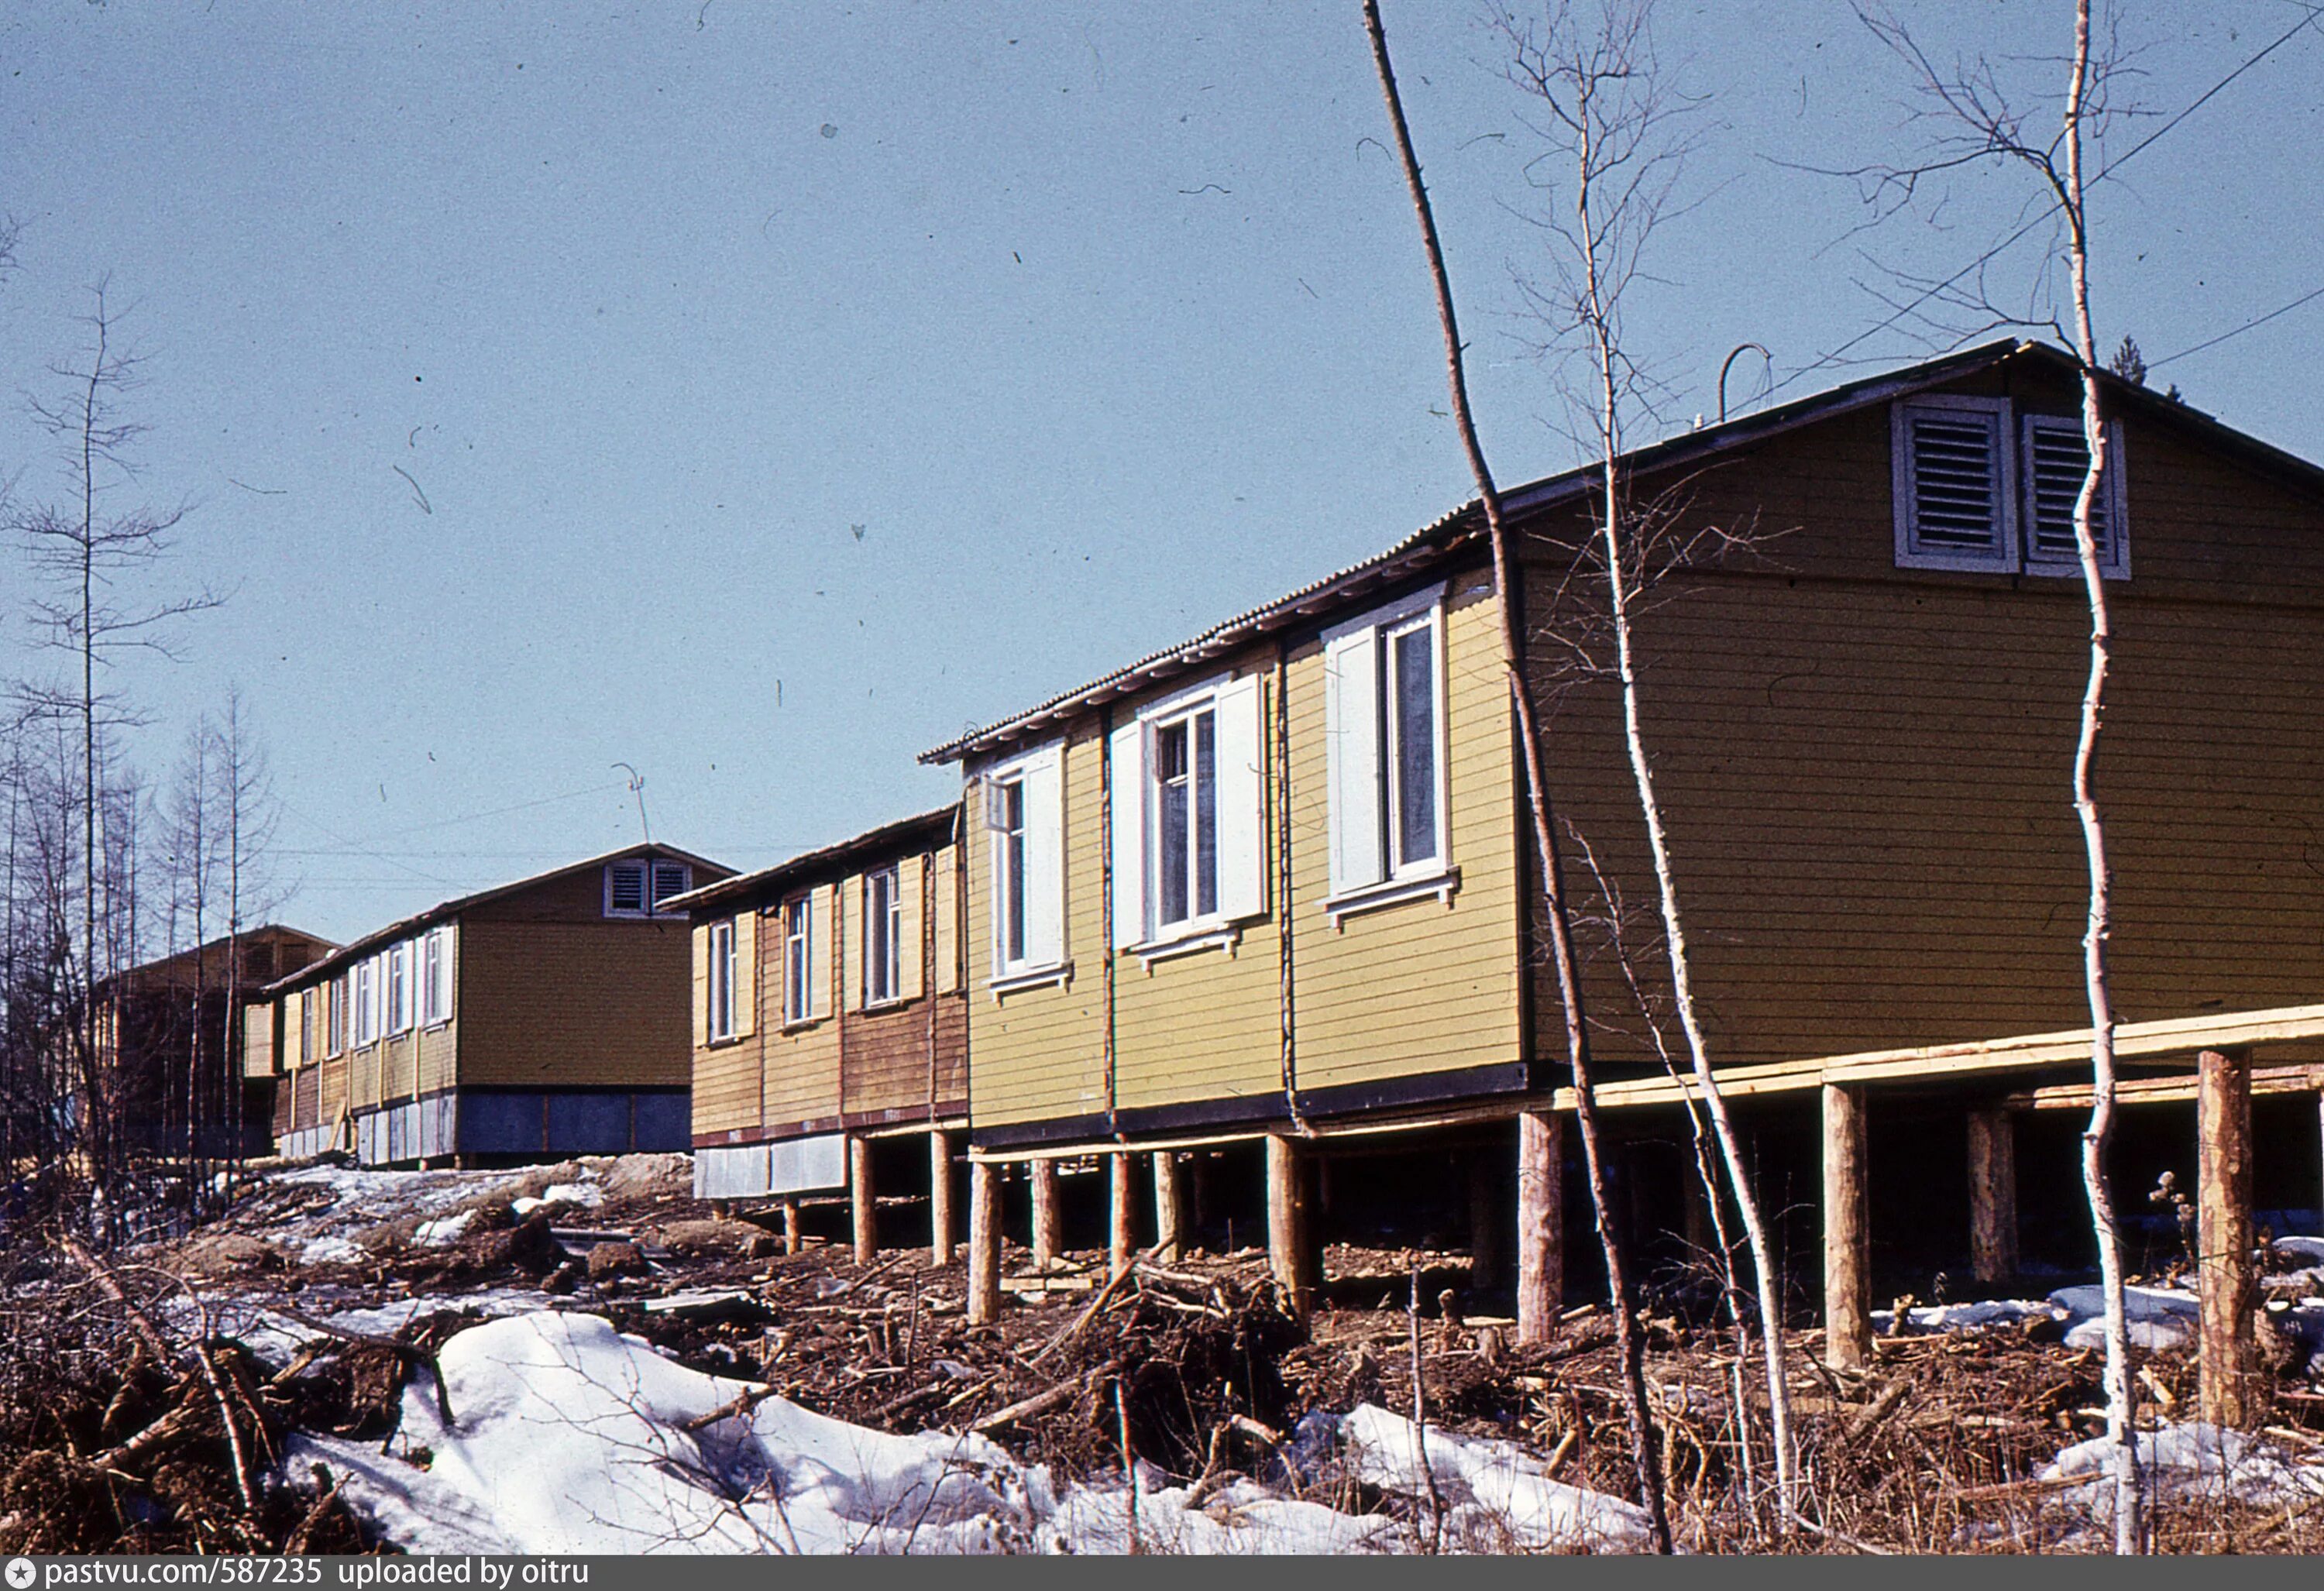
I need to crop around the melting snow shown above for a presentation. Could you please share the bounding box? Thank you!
[287,1311,1645,1555]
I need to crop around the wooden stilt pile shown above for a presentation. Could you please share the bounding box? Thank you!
[1822,1083,1868,1372]
[2198,1046,2255,1428]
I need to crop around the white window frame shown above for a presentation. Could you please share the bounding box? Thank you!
[709,918,737,1041]
[386,941,413,1036]
[782,895,816,1027]
[981,741,1068,992]
[1322,585,1456,925]
[2020,414,2130,579]
[419,926,454,1027]
[651,860,693,910]
[298,990,315,1067]
[353,958,379,1048]
[865,865,903,1007]
[326,974,346,1057]
[1145,686,1223,939]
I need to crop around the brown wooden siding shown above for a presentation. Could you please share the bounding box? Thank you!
[691,841,964,1144]
[457,918,693,1089]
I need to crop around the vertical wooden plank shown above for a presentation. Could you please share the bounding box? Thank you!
[1266,1132,1315,1320]
[849,1135,877,1266]
[1153,1150,1185,1262]
[1031,1158,1062,1270]
[967,1160,1002,1325]
[1515,1110,1563,1344]
[782,1198,801,1257]
[2199,1047,2255,1428]
[1967,1107,2020,1285]
[928,1129,955,1269]
[1822,1083,1869,1373]
[1109,1151,1136,1279]
[1467,1151,1501,1294]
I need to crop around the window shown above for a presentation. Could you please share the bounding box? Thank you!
[783,895,818,1026]
[1323,587,1452,909]
[708,919,737,1040]
[387,942,413,1035]
[1893,397,2129,576]
[865,865,902,1005]
[325,974,346,1057]
[2021,414,2130,576]
[997,778,1027,965]
[353,958,379,1047]
[420,927,453,1026]
[982,744,1064,979]
[1109,677,1265,950]
[653,861,692,907]
[299,990,315,1067]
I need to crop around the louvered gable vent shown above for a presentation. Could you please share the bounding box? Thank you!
[2022,414,2127,575]
[1893,397,2013,571]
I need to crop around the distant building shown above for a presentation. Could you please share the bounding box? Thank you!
[244,844,731,1166]
[98,924,338,1160]
[671,806,965,1209]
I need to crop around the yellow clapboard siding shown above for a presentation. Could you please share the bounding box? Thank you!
[965,725,1109,1125]
[455,919,693,1089]
[1286,573,1522,1094]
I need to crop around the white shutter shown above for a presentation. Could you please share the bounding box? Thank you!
[813,886,834,1019]
[1214,675,1266,920]
[434,926,456,1023]
[1109,719,1147,948]
[1022,751,1064,967]
[1325,628,1385,894]
[899,860,924,1002]
[734,909,758,1035]
[690,925,710,1047]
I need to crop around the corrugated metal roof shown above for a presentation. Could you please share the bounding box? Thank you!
[658,804,961,916]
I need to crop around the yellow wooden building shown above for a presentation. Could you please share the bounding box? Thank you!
[243,844,730,1165]
[921,340,2324,1338]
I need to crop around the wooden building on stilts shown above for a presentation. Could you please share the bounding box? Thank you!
[672,806,968,1264]
[882,338,2324,1401]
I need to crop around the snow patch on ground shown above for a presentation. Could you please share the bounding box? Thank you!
[2039,1421,2324,1526]
[414,1210,478,1248]
[288,1311,1646,1555]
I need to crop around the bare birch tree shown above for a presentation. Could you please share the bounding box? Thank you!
[1491,0,1803,1520]
[1830,1,2145,1548]
[1361,0,1673,1551]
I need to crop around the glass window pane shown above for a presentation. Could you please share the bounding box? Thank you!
[1194,710,1217,918]
[1157,723,1189,926]
[1394,624,1438,868]
[1002,782,1026,964]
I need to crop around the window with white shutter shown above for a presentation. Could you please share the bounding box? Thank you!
[387,942,413,1035]
[984,743,1066,984]
[2020,414,2129,576]
[1110,675,1266,954]
[1323,586,1452,919]
[420,926,454,1026]
[864,866,902,1005]
[782,895,814,1026]
[1893,396,2015,572]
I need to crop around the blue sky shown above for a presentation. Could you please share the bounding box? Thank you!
[3,1,2317,945]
